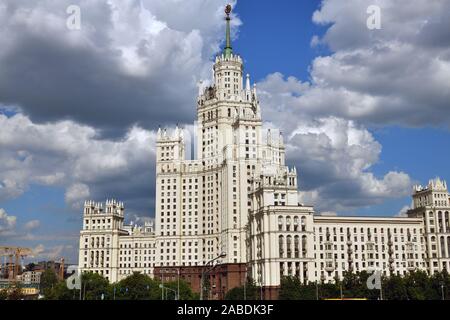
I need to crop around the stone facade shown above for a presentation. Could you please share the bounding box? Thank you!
[77,7,450,295]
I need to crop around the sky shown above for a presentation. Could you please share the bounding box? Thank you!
[0,0,449,264]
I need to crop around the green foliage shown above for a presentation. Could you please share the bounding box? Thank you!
[39,270,196,300]
[164,279,197,300]
[384,274,407,300]
[404,270,439,300]
[44,281,79,300]
[37,268,450,301]
[0,289,8,300]
[6,282,25,300]
[80,272,110,300]
[40,268,59,297]
[112,272,160,300]
[279,270,450,300]
[225,279,260,300]
[279,277,317,300]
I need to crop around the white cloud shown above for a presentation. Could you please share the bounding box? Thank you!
[396,205,411,217]
[0,208,17,236]
[31,244,74,260]
[65,183,90,209]
[0,113,157,215]
[319,211,337,216]
[24,219,40,231]
[281,117,412,211]
[307,0,450,127]
[0,0,239,135]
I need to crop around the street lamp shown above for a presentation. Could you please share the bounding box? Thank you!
[159,284,178,300]
[200,252,226,300]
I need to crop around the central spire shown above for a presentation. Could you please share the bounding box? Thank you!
[224,4,233,58]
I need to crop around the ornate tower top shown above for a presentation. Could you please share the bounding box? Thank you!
[224,4,233,58]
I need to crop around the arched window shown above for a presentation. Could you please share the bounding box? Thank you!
[294,216,299,231]
[301,216,306,231]
[286,236,292,258]
[441,237,446,257]
[279,235,284,258]
[302,235,307,257]
[278,216,283,231]
[286,217,291,231]
[447,237,450,258]
[294,236,300,258]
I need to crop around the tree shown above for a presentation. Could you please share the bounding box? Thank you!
[7,282,25,300]
[279,276,303,300]
[342,271,360,297]
[430,270,450,300]
[112,272,159,300]
[225,278,260,300]
[319,282,340,299]
[45,281,78,300]
[279,276,339,300]
[80,272,110,300]
[164,279,197,300]
[0,289,8,300]
[384,274,407,300]
[40,268,58,297]
[404,270,436,300]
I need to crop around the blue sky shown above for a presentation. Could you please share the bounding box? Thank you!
[1,0,449,263]
[233,0,328,82]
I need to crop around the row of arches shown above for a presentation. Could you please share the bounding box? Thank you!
[278,216,307,232]
[432,211,450,232]
[279,235,308,258]
[89,250,108,267]
[437,236,450,258]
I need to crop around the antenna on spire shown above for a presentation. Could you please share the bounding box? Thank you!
[224,4,233,58]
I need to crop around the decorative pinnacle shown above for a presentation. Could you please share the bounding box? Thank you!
[224,4,232,58]
[225,4,232,16]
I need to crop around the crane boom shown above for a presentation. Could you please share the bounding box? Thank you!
[0,246,33,280]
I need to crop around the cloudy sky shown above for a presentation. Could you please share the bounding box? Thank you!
[1,0,449,263]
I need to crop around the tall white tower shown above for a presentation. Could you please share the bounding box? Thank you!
[154,4,291,271]
[195,4,263,264]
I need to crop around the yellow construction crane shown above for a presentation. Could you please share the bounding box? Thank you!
[0,246,33,281]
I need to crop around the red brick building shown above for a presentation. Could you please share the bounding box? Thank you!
[154,263,247,300]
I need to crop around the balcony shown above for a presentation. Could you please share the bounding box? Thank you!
[325,261,335,272]
[407,264,416,271]
[366,242,375,253]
